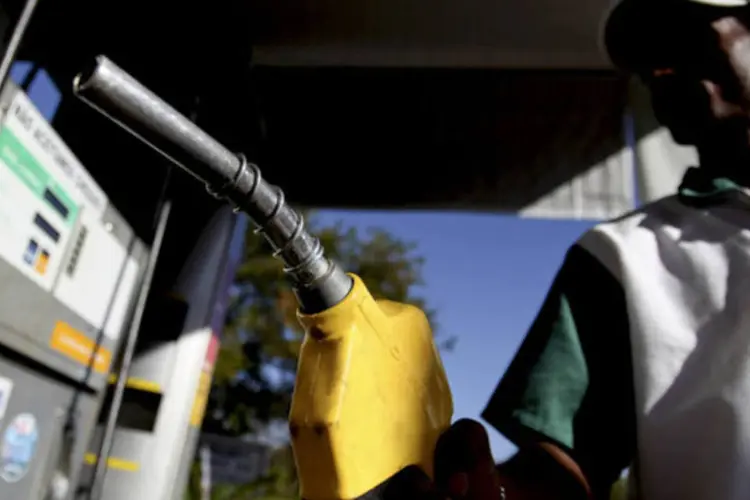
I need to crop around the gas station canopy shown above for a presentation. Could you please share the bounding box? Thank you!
[8,0,645,226]
[249,0,612,68]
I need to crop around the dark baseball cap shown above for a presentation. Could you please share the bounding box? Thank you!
[602,0,750,72]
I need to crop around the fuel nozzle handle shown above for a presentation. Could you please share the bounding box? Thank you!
[73,55,352,313]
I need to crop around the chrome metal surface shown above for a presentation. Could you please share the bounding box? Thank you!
[74,56,352,312]
[0,0,40,95]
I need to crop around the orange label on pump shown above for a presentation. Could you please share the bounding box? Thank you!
[35,250,49,275]
[49,321,112,373]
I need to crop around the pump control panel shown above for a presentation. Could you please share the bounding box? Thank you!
[0,81,148,387]
[0,82,149,500]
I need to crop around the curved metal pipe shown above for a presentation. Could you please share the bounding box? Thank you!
[73,56,352,312]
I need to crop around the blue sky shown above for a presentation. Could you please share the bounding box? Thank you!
[315,210,595,460]
[8,61,600,460]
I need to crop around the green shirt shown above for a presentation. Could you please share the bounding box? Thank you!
[481,167,744,498]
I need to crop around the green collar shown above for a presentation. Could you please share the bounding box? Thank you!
[678,167,745,205]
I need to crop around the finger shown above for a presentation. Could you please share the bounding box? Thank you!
[383,466,447,500]
[713,16,750,101]
[435,419,493,478]
[434,419,500,499]
[446,472,469,498]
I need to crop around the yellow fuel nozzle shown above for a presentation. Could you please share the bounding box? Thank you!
[291,274,453,500]
[73,56,454,500]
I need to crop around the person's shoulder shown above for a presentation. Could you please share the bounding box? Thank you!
[576,193,697,249]
[572,195,684,278]
[591,194,685,235]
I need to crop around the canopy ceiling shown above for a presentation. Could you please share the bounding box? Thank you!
[249,0,614,68]
[1,0,650,227]
[10,0,616,70]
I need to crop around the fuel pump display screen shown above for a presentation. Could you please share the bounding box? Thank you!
[0,86,106,288]
[0,126,77,289]
[0,84,140,342]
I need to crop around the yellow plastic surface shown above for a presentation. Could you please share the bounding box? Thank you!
[290,274,454,500]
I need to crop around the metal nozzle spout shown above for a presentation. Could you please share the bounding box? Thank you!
[72,55,239,188]
[74,55,352,312]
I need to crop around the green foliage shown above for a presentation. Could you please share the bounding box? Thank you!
[187,211,448,499]
[186,447,297,500]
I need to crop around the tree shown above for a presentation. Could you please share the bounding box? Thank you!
[188,211,449,499]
